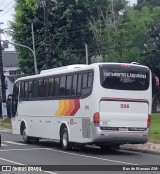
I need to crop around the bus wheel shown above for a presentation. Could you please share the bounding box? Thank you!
[61,128,71,151]
[22,127,31,144]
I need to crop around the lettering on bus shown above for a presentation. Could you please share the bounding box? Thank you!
[104,72,146,79]
[120,104,130,108]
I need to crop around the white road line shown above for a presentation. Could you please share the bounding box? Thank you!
[1,144,8,147]
[0,148,49,152]
[46,148,139,165]
[4,141,26,146]
[0,157,58,174]
[0,158,24,165]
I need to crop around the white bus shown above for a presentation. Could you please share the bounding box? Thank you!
[9,62,152,151]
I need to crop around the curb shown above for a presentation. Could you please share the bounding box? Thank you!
[0,129,12,133]
[120,146,160,155]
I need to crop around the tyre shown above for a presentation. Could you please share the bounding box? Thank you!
[61,128,72,151]
[22,127,31,144]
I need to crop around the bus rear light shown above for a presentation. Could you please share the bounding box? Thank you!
[147,114,151,127]
[93,112,100,124]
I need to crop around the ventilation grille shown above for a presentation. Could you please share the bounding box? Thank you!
[82,118,91,138]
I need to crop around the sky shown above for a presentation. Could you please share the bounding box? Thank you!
[0,0,137,51]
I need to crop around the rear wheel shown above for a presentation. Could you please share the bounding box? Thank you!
[22,127,31,144]
[61,128,72,151]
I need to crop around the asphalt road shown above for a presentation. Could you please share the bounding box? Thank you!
[0,132,160,174]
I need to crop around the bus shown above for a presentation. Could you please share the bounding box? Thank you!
[9,62,152,151]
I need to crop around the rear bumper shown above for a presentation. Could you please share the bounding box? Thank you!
[92,127,148,144]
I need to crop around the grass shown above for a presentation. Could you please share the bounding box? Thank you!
[149,113,160,143]
[0,117,12,129]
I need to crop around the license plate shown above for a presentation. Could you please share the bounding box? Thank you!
[119,127,128,131]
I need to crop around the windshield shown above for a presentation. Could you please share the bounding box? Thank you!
[99,64,150,91]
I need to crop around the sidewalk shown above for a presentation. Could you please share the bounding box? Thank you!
[121,142,160,155]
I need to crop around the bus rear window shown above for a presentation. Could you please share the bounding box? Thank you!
[99,64,150,91]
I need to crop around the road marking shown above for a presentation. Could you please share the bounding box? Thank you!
[46,148,139,165]
[0,157,24,165]
[4,141,26,146]
[0,148,49,152]
[0,157,58,174]
[1,143,8,147]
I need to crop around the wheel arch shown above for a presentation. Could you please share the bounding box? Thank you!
[59,121,71,141]
[20,120,28,135]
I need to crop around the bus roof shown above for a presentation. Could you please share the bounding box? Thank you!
[14,62,150,83]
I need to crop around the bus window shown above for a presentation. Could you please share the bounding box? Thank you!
[28,81,33,99]
[20,82,24,100]
[88,72,93,88]
[43,79,48,98]
[81,72,93,96]
[37,79,43,98]
[100,64,150,90]
[32,80,37,99]
[82,73,88,96]
[48,78,54,97]
[77,74,82,96]
[59,76,66,97]
[66,75,72,96]
[72,74,78,96]
[53,77,60,97]
[24,81,28,100]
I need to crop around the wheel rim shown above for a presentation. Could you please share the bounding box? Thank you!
[23,129,27,141]
[62,131,68,147]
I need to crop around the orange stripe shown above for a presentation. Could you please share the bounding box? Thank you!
[66,99,75,116]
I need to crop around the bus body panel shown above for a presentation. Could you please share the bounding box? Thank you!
[99,100,148,128]
[11,63,152,146]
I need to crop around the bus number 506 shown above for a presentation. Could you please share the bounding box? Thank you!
[120,104,129,108]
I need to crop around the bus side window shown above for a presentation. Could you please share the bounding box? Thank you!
[20,82,24,100]
[28,81,33,99]
[43,79,48,98]
[37,79,43,98]
[48,78,54,98]
[88,72,93,88]
[82,71,93,96]
[66,75,72,96]
[24,81,28,100]
[72,74,77,96]
[59,76,66,97]
[32,80,37,99]
[77,74,82,96]
[54,77,60,97]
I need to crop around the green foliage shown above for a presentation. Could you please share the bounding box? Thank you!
[10,0,160,78]
[136,0,160,10]
[11,0,93,74]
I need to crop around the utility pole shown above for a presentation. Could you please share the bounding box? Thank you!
[0,10,6,118]
[85,43,89,64]
[31,23,38,74]
[41,0,52,69]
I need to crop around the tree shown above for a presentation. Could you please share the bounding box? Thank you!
[11,0,93,74]
[136,0,160,10]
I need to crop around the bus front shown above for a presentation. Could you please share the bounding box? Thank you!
[93,63,152,147]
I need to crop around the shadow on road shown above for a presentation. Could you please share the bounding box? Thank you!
[16,139,138,156]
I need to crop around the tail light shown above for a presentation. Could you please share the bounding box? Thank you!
[147,114,151,127]
[93,112,100,124]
